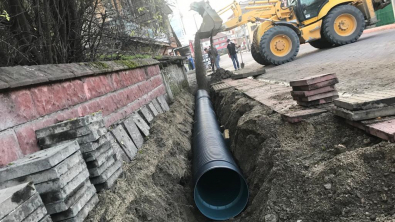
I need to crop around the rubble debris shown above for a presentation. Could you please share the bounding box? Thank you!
[0,141,98,222]
[210,68,233,83]
[290,73,339,107]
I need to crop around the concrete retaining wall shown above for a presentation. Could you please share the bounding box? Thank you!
[0,59,184,167]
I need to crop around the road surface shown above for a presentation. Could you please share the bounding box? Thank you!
[218,29,395,94]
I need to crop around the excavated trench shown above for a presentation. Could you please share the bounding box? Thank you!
[86,89,395,222]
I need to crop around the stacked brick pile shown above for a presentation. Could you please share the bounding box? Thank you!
[35,113,123,192]
[290,73,339,107]
[0,141,98,222]
[0,182,52,222]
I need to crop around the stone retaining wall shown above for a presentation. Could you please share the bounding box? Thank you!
[0,59,184,166]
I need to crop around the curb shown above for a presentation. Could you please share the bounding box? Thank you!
[363,23,395,34]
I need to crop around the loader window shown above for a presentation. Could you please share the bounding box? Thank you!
[299,0,328,20]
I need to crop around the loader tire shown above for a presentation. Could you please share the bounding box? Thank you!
[308,36,334,49]
[260,26,300,66]
[322,5,365,46]
[251,44,271,65]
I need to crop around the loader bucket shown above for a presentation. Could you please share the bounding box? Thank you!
[191,1,223,39]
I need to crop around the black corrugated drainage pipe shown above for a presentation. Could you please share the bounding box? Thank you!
[193,89,249,220]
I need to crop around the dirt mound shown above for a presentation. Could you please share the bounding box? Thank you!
[86,92,205,222]
[210,68,233,83]
[212,89,395,222]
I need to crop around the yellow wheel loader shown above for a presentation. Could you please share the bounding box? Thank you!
[191,0,390,65]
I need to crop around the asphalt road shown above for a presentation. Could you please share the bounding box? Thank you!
[219,29,395,94]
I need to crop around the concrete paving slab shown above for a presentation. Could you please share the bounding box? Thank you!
[297,96,339,107]
[34,160,86,194]
[60,194,98,222]
[0,67,49,89]
[0,151,82,188]
[334,90,395,111]
[123,118,144,149]
[132,113,150,137]
[20,205,47,222]
[211,82,232,92]
[36,113,103,138]
[332,105,395,121]
[44,179,91,215]
[291,86,336,97]
[231,69,266,80]
[293,91,338,102]
[50,185,96,221]
[138,106,154,124]
[104,132,128,163]
[79,136,107,153]
[39,127,105,148]
[290,73,337,87]
[88,155,116,178]
[346,117,395,142]
[0,141,79,182]
[0,183,37,220]
[90,161,122,185]
[281,109,328,123]
[38,215,52,222]
[40,170,89,204]
[95,166,123,192]
[111,125,137,161]
[151,99,164,114]
[157,95,170,112]
[292,78,339,91]
[37,121,104,140]
[82,141,111,162]
[86,144,113,169]
[0,193,43,222]
[148,103,159,116]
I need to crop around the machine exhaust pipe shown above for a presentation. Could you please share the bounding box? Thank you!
[193,90,249,220]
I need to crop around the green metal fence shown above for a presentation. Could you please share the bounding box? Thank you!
[376,4,395,26]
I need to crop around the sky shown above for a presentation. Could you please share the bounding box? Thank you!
[169,0,234,45]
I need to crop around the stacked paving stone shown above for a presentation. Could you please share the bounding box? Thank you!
[290,73,339,107]
[0,182,52,222]
[0,141,98,222]
[35,112,123,192]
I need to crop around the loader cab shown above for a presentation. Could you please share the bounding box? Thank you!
[289,0,328,22]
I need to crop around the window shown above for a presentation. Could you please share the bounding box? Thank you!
[215,45,219,48]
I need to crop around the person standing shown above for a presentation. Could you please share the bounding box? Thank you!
[227,39,240,71]
[211,46,221,70]
[204,47,215,72]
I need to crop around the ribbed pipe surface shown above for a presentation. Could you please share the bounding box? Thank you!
[193,90,249,221]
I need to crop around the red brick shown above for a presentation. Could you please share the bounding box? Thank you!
[111,72,126,90]
[30,84,68,116]
[0,90,39,131]
[111,91,129,109]
[124,68,146,85]
[77,100,101,117]
[104,112,125,128]
[290,73,337,87]
[15,116,58,155]
[83,75,114,100]
[62,80,87,106]
[0,130,23,167]
[119,70,135,87]
[147,65,160,78]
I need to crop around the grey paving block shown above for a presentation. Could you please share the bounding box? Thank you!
[90,161,122,185]
[157,95,170,112]
[60,194,99,222]
[37,121,104,140]
[148,103,159,116]
[40,170,89,204]
[132,113,150,137]
[334,90,395,111]
[50,185,96,221]
[0,182,37,220]
[332,105,395,121]
[1,193,43,222]
[123,118,144,149]
[111,125,137,161]
[39,127,106,148]
[44,179,91,215]
[82,141,111,162]
[105,132,128,162]
[34,160,86,194]
[0,66,49,89]
[88,155,117,178]
[79,136,107,153]
[38,215,52,222]
[86,145,113,169]
[138,106,154,123]
[0,151,82,189]
[33,65,75,82]
[0,141,80,183]
[36,113,103,138]
[152,99,164,114]
[20,205,47,222]
[95,166,123,192]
